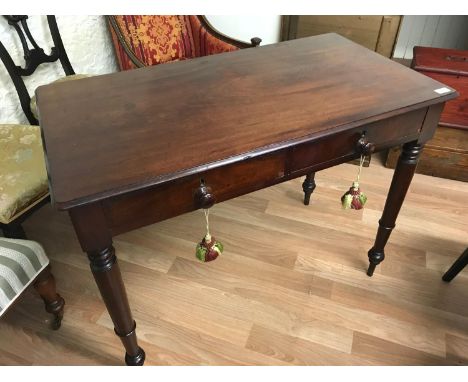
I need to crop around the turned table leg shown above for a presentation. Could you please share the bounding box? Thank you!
[302,172,316,205]
[367,141,423,277]
[70,204,145,366]
[88,246,145,365]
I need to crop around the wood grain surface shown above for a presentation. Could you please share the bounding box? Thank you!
[36,33,457,209]
[1,160,467,365]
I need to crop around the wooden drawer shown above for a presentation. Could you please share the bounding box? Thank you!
[289,108,427,173]
[105,108,428,234]
[103,152,287,235]
[104,109,427,235]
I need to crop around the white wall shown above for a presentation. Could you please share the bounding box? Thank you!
[206,15,281,45]
[394,15,468,59]
[0,15,281,125]
[0,16,117,124]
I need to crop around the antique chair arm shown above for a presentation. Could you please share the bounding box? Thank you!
[107,15,262,70]
[197,16,262,49]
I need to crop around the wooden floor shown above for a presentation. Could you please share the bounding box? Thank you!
[1,159,467,365]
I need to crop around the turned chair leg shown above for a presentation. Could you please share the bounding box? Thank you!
[2,223,27,239]
[34,265,65,330]
[442,248,468,283]
[302,172,316,205]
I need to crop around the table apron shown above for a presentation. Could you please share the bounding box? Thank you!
[102,107,428,236]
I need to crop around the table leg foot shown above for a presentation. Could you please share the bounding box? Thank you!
[367,141,422,276]
[367,248,385,277]
[125,347,146,366]
[302,172,316,205]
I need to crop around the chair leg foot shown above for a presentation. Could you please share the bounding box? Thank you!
[34,265,65,330]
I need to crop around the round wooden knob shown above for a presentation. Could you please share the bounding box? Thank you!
[251,37,262,47]
[194,184,216,209]
[357,134,375,155]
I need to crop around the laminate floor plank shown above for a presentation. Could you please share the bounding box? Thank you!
[426,251,468,274]
[446,334,468,364]
[167,256,448,357]
[97,311,287,366]
[122,260,353,353]
[0,347,32,366]
[155,215,301,269]
[0,161,465,365]
[331,282,468,340]
[166,257,352,353]
[245,325,373,365]
[295,252,468,317]
[351,332,453,366]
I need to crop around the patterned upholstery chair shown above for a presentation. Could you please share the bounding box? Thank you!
[0,124,49,237]
[107,15,261,70]
[0,238,64,329]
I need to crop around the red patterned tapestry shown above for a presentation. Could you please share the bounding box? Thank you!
[109,16,240,71]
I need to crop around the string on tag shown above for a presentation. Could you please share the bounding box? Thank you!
[204,208,211,243]
[195,207,224,262]
[356,154,365,184]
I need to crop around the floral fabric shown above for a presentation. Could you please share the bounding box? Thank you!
[0,124,49,224]
[109,16,240,71]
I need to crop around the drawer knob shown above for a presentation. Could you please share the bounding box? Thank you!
[357,133,375,155]
[194,182,216,209]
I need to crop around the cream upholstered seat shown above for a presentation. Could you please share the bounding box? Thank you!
[0,124,49,225]
[3,75,90,223]
[0,237,49,315]
[29,73,91,119]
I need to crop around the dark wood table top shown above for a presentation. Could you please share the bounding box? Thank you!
[36,33,457,210]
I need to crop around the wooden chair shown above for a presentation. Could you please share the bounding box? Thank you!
[107,15,316,204]
[0,238,64,329]
[0,15,88,125]
[442,248,468,282]
[0,15,88,237]
[0,16,69,325]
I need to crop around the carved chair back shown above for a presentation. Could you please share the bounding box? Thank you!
[0,15,75,124]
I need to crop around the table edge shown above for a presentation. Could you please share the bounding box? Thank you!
[49,91,457,211]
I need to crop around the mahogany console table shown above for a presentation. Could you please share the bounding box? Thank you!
[36,33,457,365]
